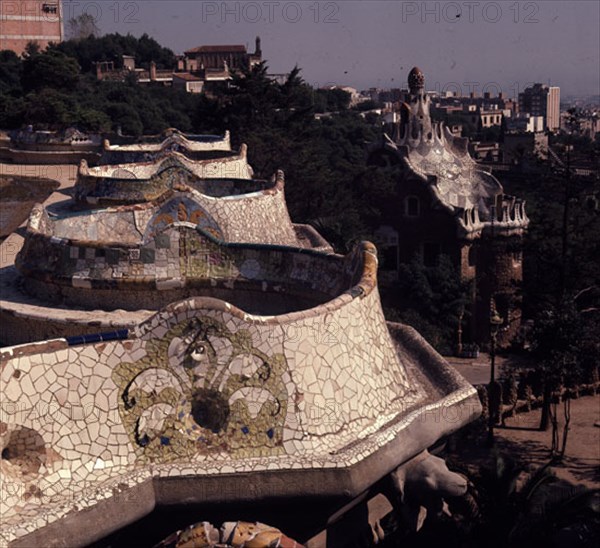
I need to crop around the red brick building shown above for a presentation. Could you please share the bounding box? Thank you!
[0,0,62,54]
[370,68,529,347]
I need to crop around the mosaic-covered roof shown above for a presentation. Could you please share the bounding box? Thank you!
[0,241,480,545]
[0,131,332,347]
[384,68,529,236]
[15,182,333,315]
[23,176,310,249]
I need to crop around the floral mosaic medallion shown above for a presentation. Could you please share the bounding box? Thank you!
[145,196,224,241]
[112,316,289,463]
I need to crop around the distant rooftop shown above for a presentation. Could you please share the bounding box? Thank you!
[185,44,247,54]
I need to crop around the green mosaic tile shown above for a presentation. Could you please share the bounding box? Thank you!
[140,248,155,264]
[106,248,121,265]
[155,233,171,249]
[112,315,289,464]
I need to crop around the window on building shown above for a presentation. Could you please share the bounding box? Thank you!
[423,243,440,267]
[404,195,420,217]
[42,3,58,13]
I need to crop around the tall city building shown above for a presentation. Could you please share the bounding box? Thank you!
[519,83,561,132]
[0,0,63,55]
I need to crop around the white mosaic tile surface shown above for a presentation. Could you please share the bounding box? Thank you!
[104,129,232,154]
[84,147,252,181]
[0,275,479,544]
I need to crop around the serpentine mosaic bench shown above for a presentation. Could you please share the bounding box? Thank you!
[0,176,331,345]
[0,241,480,547]
[77,146,253,205]
[101,129,233,164]
[74,154,263,207]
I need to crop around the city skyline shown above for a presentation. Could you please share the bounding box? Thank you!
[65,0,600,97]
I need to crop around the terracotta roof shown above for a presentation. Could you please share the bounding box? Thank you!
[185,45,247,54]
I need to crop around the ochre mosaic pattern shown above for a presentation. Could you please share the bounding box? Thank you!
[15,215,341,311]
[113,314,289,463]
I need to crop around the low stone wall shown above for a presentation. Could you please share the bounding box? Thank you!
[16,224,360,311]
[0,147,101,165]
[76,173,275,205]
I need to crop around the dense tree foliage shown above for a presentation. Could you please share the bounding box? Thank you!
[499,149,600,315]
[501,139,600,441]
[313,88,351,113]
[0,50,22,93]
[382,256,473,355]
[53,33,176,72]
[21,49,80,92]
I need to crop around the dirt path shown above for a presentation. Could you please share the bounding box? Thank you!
[0,163,77,269]
[452,394,600,488]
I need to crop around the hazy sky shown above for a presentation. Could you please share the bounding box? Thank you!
[65,0,599,97]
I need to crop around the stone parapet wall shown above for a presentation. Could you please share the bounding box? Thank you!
[103,129,231,152]
[0,147,101,165]
[84,146,252,182]
[75,172,276,205]
[0,175,59,238]
[16,222,363,311]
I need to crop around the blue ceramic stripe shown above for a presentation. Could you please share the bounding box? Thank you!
[66,329,129,346]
